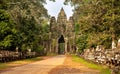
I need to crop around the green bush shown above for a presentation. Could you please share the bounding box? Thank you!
[76,34,88,52]
[0,10,16,50]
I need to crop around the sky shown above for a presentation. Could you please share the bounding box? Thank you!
[44,0,74,19]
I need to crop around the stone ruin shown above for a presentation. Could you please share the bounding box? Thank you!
[49,7,75,54]
[0,47,37,62]
[81,39,120,74]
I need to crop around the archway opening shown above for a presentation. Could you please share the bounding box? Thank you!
[58,35,65,54]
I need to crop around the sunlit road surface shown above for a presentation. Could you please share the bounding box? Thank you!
[1,55,66,74]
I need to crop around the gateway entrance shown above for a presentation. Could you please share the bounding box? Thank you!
[58,35,65,54]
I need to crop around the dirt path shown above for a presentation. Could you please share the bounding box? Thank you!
[0,55,66,74]
[49,55,100,74]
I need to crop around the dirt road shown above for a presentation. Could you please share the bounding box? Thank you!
[49,56,99,74]
[0,55,66,74]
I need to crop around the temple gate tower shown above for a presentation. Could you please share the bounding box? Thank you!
[50,7,75,54]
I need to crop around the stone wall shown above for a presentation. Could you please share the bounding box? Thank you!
[0,50,39,62]
[80,39,120,74]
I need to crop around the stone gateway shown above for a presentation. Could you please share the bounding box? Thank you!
[49,8,75,54]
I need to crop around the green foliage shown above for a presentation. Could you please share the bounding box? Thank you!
[42,24,50,33]
[76,34,88,52]
[68,0,120,51]
[0,35,13,48]
[34,45,45,55]
[15,17,40,52]
[0,0,49,56]
[34,45,44,52]
[8,0,49,52]
[0,0,9,10]
[0,7,16,50]
[75,23,80,34]
[0,63,7,69]
[41,24,50,41]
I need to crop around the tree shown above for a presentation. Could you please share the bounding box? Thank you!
[0,0,17,50]
[11,0,49,53]
[0,0,49,54]
[65,0,120,51]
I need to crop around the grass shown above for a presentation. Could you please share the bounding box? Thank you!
[72,55,111,74]
[0,63,8,69]
[0,57,43,70]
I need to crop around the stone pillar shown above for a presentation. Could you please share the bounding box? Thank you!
[49,32,52,53]
[112,40,116,49]
[15,47,18,52]
[56,38,58,54]
[117,39,120,48]
[70,45,72,53]
[65,38,68,53]
[50,42,52,53]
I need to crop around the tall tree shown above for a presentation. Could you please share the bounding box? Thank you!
[7,0,49,52]
[0,0,49,53]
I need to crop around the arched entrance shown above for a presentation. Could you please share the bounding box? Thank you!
[58,35,65,54]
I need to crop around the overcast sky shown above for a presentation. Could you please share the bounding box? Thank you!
[44,0,74,19]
